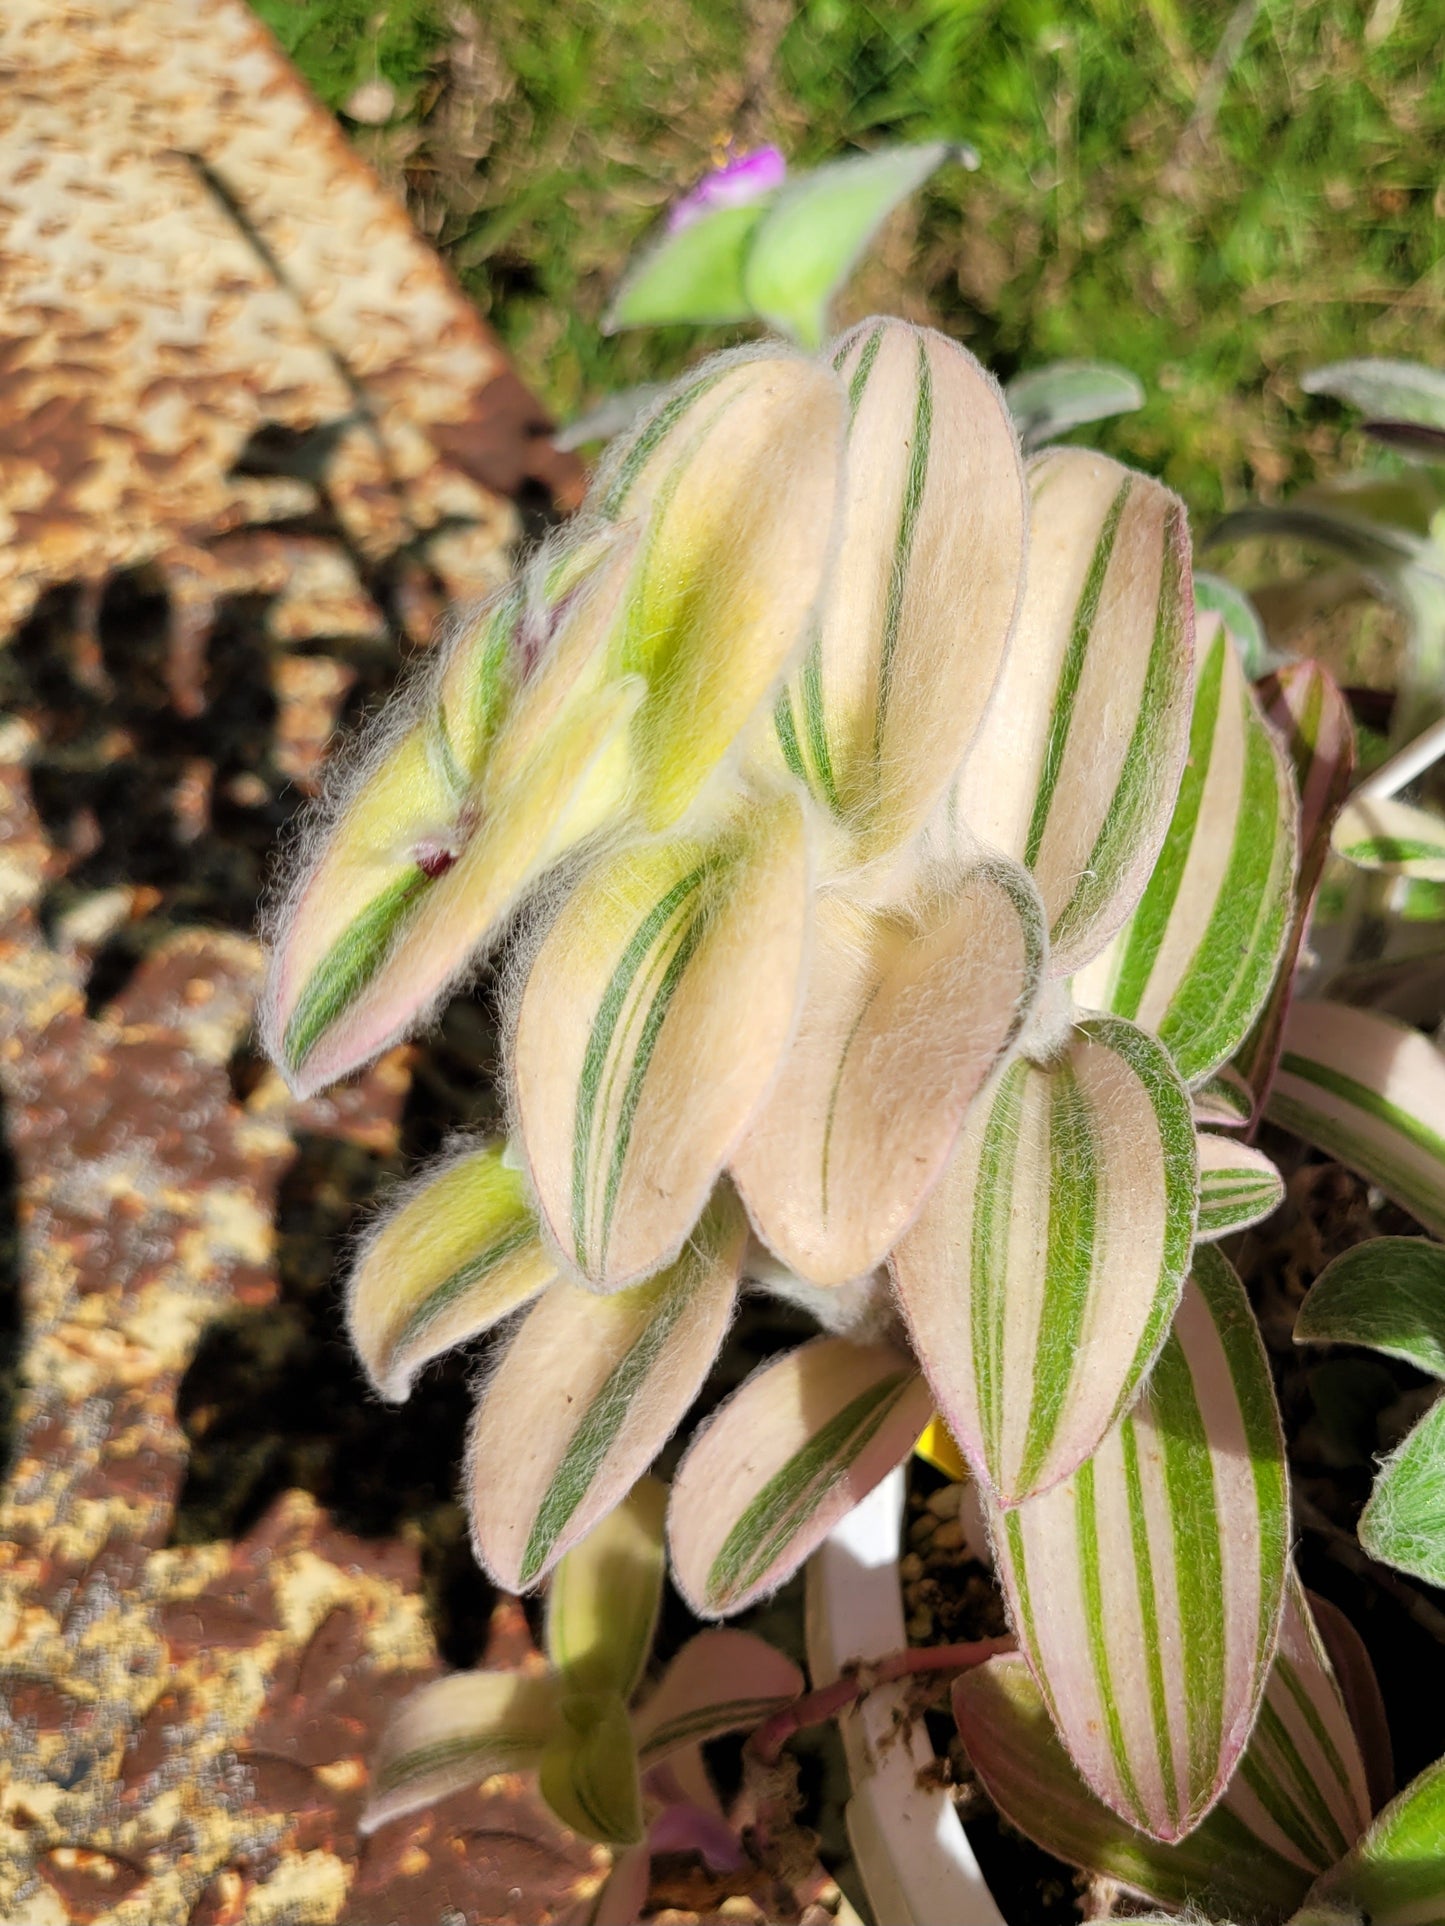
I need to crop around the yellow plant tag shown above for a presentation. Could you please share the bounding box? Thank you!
[914,1415,967,1482]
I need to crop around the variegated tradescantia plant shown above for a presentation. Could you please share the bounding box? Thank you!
[263,313,1310,1869]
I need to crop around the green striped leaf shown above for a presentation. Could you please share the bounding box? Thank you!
[1005,360,1145,453]
[632,1629,803,1767]
[1296,1757,1445,1925]
[1197,1132,1285,1241]
[985,1245,1289,1842]
[545,1478,667,1703]
[952,447,1195,977]
[539,1690,643,1845]
[1072,616,1298,1085]
[1267,1001,1445,1238]
[346,1138,556,1402]
[667,1337,933,1618]
[955,1582,1369,1919]
[360,1669,564,1834]
[514,795,809,1289]
[468,1190,745,1591]
[1194,1067,1256,1128]
[264,538,638,1094]
[1357,1394,1445,1588]
[741,146,953,349]
[893,1015,1197,1505]
[764,318,1026,858]
[1334,795,1445,880]
[1296,1237,1445,1380]
[731,854,1046,1287]
[597,349,846,831]
[1236,663,1356,1113]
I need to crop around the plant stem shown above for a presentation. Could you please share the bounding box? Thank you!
[747,1637,1016,1767]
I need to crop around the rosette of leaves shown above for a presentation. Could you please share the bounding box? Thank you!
[266,315,1309,1851]
[361,1481,803,1924]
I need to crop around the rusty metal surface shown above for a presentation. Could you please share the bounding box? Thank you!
[0,0,583,639]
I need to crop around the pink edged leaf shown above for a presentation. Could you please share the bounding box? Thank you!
[265,532,640,1095]
[1294,1757,1445,1925]
[667,1336,934,1618]
[1236,662,1355,1113]
[514,793,810,1290]
[893,1014,1197,1505]
[950,447,1195,977]
[545,1477,668,1703]
[346,1137,556,1402]
[1267,1000,1445,1237]
[765,318,1027,856]
[984,1244,1289,1842]
[468,1188,745,1591]
[1196,1131,1285,1242]
[1307,1592,1394,1813]
[954,1581,1369,1921]
[1072,612,1298,1085]
[359,1669,564,1834]
[632,1629,804,1767]
[731,852,1046,1287]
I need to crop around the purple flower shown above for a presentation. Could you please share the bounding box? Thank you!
[667,145,786,232]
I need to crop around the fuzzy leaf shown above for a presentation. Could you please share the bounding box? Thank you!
[597,351,846,830]
[265,535,640,1094]
[1302,359,1445,432]
[346,1139,556,1402]
[1197,1132,1285,1241]
[894,1015,1197,1505]
[1194,1067,1256,1127]
[1268,1001,1445,1239]
[1006,360,1145,452]
[545,1477,667,1703]
[1194,572,1272,678]
[1297,1757,1445,1925]
[539,1691,643,1844]
[955,1582,1369,1920]
[360,1670,564,1834]
[766,318,1027,855]
[1073,617,1297,1084]
[668,1337,933,1618]
[469,1190,745,1591]
[633,1630,803,1766]
[951,448,1195,977]
[1357,1394,1445,1586]
[1207,502,1427,573]
[1296,1237,1445,1379]
[1236,663,1356,1112]
[604,202,772,332]
[514,795,809,1289]
[986,1246,1289,1841]
[742,145,953,348]
[732,854,1045,1287]
[1333,795,1445,880]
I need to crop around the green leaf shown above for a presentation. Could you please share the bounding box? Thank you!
[1358,1394,1445,1586]
[545,1477,667,1703]
[1197,1132,1285,1241]
[1006,360,1145,452]
[955,1582,1370,1921]
[894,1015,1197,1506]
[1194,571,1272,678]
[1073,618,1298,1087]
[1296,1237,1445,1379]
[1303,360,1445,433]
[1297,1756,1445,1924]
[539,1690,643,1844]
[985,1246,1289,1842]
[742,143,953,347]
[604,200,773,332]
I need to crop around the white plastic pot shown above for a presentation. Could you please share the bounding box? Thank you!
[805,1467,1008,1926]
